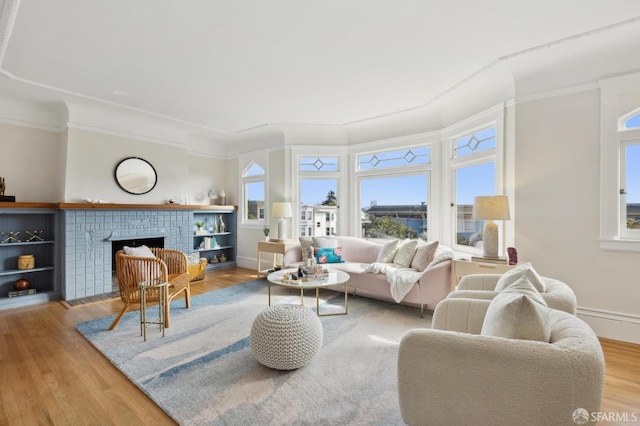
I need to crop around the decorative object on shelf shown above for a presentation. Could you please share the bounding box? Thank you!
[18,254,35,269]
[210,255,219,263]
[473,195,510,258]
[195,221,206,234]
[13,278,30,290]
[114,157,157,195]
[272,202,292,241]
[213,216,219,233]
[507,247,518,265]
[212,237,219,248]
[0,176,15,201]
[219,254,226,262]
[1,231,20,243]
[218,190,226,205]
[26,230,45,242]
[219,215,226,233]
[208,189,218,204]
[8,288,36,297]
[263,225,270,242]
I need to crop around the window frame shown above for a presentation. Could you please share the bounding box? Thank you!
[239,153,268,227]
[353,136,435,239]
[600,73,640,251]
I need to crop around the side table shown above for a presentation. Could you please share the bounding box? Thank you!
[451,259,515,290]
[257,240,295,277]
[138,280,168,342]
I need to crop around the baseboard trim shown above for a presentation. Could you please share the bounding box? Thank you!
[577,307,640,344]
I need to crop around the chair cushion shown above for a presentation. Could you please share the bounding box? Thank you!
[410,240,439,272]
[123,245,155,258]
[495,262,546,293]
[481,276,550,342]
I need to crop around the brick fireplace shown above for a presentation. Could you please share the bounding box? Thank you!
[61,207,192,300]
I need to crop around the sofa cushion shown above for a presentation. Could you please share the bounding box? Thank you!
[314,247,345,264]
[393,239,419,268]
[376,239,400,263]
[495,262,546,293]
[313,237,338,248]
[411,240,439,272]
[426,245,455,269]
[299,236,313,262]
[481,276,550,342]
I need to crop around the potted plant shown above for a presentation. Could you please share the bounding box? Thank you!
[263,226,270,241]
[195,221,205,234]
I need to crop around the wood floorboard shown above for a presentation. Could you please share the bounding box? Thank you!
[0,266,637,425]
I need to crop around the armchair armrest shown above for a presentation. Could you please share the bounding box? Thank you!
[432,298,490,334]
[152,248,188,274]
[456,273,501,290]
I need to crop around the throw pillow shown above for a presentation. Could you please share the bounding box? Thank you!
[426,245,455,269]
[376,239,400,263]
[123,245,155,258]
[312,237,338,248]
[393,239,419,268]
[481,276,550,342]
[299,236,313,262]
[187,252,202,264]
[314,247,345,264]
[495,262,546,293]
[410,240,439,272]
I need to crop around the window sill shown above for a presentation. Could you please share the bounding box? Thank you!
[599,239,640,252]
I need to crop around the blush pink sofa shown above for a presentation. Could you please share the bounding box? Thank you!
[282,236,453,316]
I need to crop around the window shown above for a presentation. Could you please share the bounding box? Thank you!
[600,75,640,250]
[297,155,341,237]
[357,145,431,239]
[241,162,266,223]
[448,126,498,253]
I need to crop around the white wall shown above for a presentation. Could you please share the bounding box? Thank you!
[515,89,640,343]
[0,122,64,202]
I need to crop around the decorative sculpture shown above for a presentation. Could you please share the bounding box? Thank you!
[1,231,20,243]
[219,215,226,233]
[0,177,4,195]
[507,247,518,265]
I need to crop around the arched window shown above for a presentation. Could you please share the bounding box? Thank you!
[619,109,640,238]
[242,161,266,223]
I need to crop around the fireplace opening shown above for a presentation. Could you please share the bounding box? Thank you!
[111,237,165,272]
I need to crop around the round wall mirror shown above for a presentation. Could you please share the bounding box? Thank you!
[114,157,157,195]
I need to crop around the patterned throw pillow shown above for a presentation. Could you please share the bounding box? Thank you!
[314,247,345,264]
[299,237,313,262]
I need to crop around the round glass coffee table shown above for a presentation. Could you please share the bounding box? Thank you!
[266,268,350,316]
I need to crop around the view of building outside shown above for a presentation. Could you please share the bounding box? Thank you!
[455,162,495,247]
[626,143,640,229]
[299,179,338,236]
[360,175,428,239]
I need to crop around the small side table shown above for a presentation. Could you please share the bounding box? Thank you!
[138,280,168,342]
[257,240,295,277]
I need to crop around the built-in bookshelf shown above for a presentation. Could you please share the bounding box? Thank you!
[192,207,237,270]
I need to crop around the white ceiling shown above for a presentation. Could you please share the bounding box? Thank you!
[1,0,640,135]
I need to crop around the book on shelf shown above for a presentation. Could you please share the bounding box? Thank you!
[471,256,508,264]
[8,288,37,297]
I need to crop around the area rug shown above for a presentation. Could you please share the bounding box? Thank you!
[77,279,432,425]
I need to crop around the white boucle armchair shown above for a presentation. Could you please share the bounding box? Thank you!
[449,273,577,314]
[397,298,605,426]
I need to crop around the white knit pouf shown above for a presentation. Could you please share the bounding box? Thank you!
[250,304,323,370]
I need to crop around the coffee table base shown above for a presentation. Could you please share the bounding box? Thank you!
[267,280,348,316]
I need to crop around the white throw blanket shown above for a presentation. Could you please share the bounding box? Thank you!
[365,262,424,303]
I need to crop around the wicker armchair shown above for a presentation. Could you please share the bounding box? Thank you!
[109,247,191,330]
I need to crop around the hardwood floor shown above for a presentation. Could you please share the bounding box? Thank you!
[0,266,638,425]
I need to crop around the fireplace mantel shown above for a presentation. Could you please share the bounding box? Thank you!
[58,203,237,211]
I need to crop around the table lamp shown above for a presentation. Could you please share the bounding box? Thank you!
[473,195,510,258]
[272,202,292,241]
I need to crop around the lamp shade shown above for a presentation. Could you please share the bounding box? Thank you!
[473,196,510,221]
[272,202,293,218]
